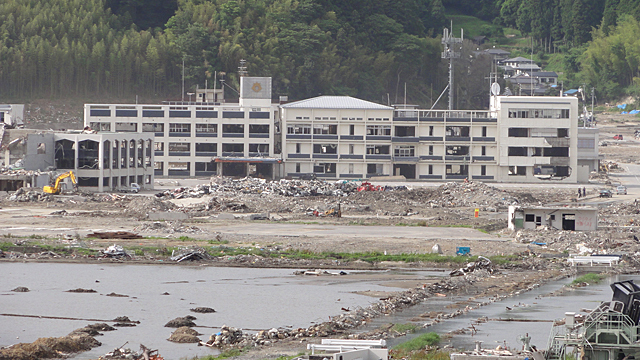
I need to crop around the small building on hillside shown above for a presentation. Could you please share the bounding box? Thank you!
[508,205,598,231]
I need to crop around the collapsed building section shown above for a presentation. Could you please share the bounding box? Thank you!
[0,129,154,192]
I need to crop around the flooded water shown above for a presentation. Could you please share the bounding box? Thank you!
[2,262,636,358]
[0,263,441,359]
[380,273,640,351]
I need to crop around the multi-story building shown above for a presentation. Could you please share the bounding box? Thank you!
[280,96,395,179]
[491,95,579,182]
[84,77,281,179]
[281,95,587,183]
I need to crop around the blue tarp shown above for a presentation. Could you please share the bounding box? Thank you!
[630,110,640,115]
[622,111,628,114]
[618,104,627,109]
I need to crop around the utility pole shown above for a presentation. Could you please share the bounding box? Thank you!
[441,23,462,110]
[181,57,185,102]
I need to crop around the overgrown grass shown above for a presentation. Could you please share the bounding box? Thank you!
[394,332,440,351]
[392,323,420,334]
[193,348,244,360]
[206,246,518,265]
[392,350,451,360]
[572,273,605,285]
[0,241,13,251]
[447,14,493,38]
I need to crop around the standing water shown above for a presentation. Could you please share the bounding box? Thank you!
[0,263,420,359]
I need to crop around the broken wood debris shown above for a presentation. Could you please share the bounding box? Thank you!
[89,231,142,239]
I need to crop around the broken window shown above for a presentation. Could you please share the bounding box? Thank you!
[222,124,244,134]
[366,145,390,154]
[37,143,46,154]
[222,143,244,155]
[112,140,119,168]
[249,144,269,156]
[429,146,434,155]
[313,124,337,134]
[481,165,486,175]
[508,166,526,176]
[78,140,99,169]
[287,124,311,134]
[557,128,568,137]
[195,143,216,153]
[195,162,217,172]
[313,144,337,154]
[169,123,190,133]
[168,162,189,170]
[142,123,164,133]
[249,125,269,134]
[508,147,527,156]
[446,165,468,175]
[367,163,384,175]
[544,147,569,157]
[366,125,391,136]
[103,140,110,169]
[168,142,190,152]
[445,126,469,137]
[508,128,529,137]
[196,123,217,134]
[394,145,415,157]
[115,123,137,132]
[55,139,75,169]
[525,214,535,222]
[446,146,469,155]
[129,140,136,168]
[395,126,415,137]
[313,163,336,174]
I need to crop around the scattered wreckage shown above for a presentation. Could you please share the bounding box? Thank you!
[170,247,212,262]
[450,256,494,277]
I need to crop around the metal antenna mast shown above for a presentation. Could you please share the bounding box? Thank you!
[441,22,462,110]
[238,59,248,77]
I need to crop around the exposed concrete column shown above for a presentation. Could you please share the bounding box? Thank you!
[98,138,104,192]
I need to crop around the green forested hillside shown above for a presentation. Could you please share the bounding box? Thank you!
[2,0,640,106]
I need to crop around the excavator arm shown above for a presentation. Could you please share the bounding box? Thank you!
[43,171,77,194]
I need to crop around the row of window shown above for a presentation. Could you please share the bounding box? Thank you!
[89,109,270,119]
[295,144,490,156]
[154,143,269,154]
[292,116,388,121]
[291,163,488,177]
[90,122,270,134]
[287,124,490,137]
[507,108,570,119]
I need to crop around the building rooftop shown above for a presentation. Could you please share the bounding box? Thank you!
[280,96,393,110]
[503,56,536,63]
[528,71,558,77]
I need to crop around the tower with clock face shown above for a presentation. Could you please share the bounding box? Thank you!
[239,77,272,108]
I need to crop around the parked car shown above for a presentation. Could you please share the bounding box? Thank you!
[617,185,628,195]
[119,183,140,193]
[599,189,613,198]
[614,134,624,140]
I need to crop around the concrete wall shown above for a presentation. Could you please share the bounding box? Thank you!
[24,133,55,171]
[509,206,597,231]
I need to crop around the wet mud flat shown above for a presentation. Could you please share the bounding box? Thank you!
[0,262,448,359]
[0,257,591,360]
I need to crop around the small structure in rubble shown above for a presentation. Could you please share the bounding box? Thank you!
[508,205,597,231]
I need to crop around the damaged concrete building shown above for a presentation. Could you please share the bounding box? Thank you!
[508,205,598,231]
[0,129,154,192]
[84,77,281,179]
[83,74,596,183]
[281,95,592,183]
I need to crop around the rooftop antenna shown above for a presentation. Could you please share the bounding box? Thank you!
[442,21,462,110]
[238,59,248,77]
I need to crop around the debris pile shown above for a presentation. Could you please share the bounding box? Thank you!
[135,221,203,234]
[0,324,105,360]
[202,325,246,347]
[170,247,212,262]
[450,256,494,276]
[100,244,131,259]
[9,188,52,202]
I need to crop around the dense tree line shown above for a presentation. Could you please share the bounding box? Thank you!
[3,0,640,105]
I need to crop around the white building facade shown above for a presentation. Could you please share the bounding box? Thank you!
[281,95,586,183]
[84,77,281,179]
[54,132,155,192]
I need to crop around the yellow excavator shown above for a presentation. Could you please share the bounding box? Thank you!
[43,171,77,194]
